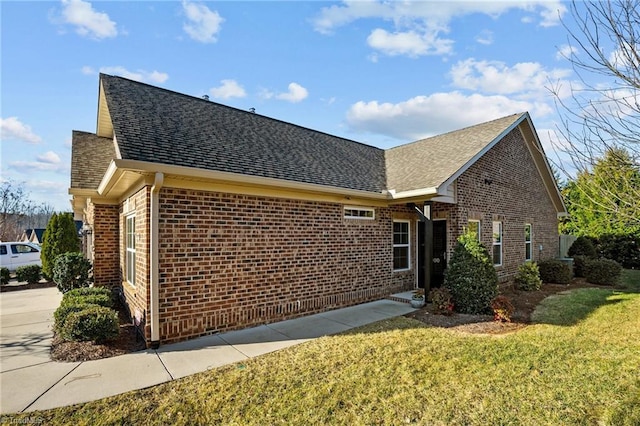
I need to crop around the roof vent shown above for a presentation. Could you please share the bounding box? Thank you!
[202,95,210,101]
[249,107,256,113]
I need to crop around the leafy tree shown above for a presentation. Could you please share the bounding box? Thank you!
[560,147,640,236]
[41,212,80,279]
[551,1,640,227]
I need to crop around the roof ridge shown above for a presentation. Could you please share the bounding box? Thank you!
[99,73,382,152]
[386,112,526,152]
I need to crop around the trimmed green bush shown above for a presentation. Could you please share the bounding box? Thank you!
[60,305,119,342]
[62,292,113,309]
[514,262,542,291]
[538,259,572,284]
[584,258,622,285]
[15,264,42,285]
[41,212,81,279]
[64,287,112,299]
[573,255,589,278]
[596,233,640,269]
[54,302,96,332]
[53,252,92,293]
[1,267,10,285]
[444,232,498,314]
[568,236,598,259]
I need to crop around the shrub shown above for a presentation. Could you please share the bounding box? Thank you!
[443,232,498,314]
[584,259,622,285]
[63,287,113,306]
[15,264,42,285]
[596,233,640,269]
[1,267,10,285]
[53,252,92,293]
[514,262,542,291]
[568,236,598,259]
[41,212,81,279]
[60,305,119,342]
[538,259,572,284]
[428,287,454,315]
[572,255,589,278]
[54,302,96,332]
[491,295,514,322]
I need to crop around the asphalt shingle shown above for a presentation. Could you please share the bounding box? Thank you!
[70,130,117,190]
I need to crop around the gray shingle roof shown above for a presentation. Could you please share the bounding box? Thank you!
[385,113,524,193]
[101,74,387,193]
[70,130,117,189]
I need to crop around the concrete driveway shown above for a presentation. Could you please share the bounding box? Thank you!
[0,287,74,413]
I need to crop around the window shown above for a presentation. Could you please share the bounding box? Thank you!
[393,221,410,270]
[126,215,136,285]
[525,224,532,261]
[492,221,502,266]
[344,207,375,220]
[0,246,6,255]
[468,220,481,241]
[11,244,38,254]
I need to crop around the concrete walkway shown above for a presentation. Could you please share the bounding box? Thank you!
[0,287,415,414]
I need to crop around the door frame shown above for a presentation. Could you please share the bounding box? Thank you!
[416,218,448,290]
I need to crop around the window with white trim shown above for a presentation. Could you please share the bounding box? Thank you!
[525,224,532,261]
[126,215,136,286]
[492,221,503,266]
[393,220,410,270]
[468,219,481,241]
[344,207,375,220]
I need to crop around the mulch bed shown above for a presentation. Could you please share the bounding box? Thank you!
[50,298,147,362]
[405,278,617,335]
[1,280,57,292]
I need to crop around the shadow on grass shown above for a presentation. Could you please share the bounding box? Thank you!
[531,288,629,327]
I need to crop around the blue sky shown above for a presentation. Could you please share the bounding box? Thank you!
[2,1,588,211]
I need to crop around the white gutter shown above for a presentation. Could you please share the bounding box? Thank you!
[150,172,164,348]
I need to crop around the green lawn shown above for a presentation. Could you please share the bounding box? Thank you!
[6,270,640,425]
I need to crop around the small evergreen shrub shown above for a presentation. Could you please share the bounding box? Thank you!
[54,302,96,332]
[538,259,572,284]
[53,252,92,293]
[443,232,498,314]
[62,292,113,309]
[572,255,589,278]
[15,265,42,285]
[64,287,112,299]
[41,212,81,279]
[568,236,597,259]
[428,287,454,315]
[584,259,622,285]
[60,305,119,342]
[1,267,10,285]
[514,262,542,291]
[491,295,514,322]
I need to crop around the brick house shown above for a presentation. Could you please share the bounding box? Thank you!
[70,74,566,347]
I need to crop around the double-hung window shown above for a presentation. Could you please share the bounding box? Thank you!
[393,221,410,271]
[492,221,503,266]
[525,224,532,261]
[468,219,481,241]
[126,215,136,285]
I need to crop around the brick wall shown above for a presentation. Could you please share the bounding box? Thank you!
[155,189,412,344]
[119,188,151,342]
[453,127,559,281]
[90,203,120,288]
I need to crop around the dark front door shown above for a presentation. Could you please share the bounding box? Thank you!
[431,220,447,287]
[418,220,447,289]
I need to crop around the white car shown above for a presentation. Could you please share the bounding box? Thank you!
[0,242,42,272]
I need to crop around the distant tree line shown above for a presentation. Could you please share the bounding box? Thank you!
[0,180,57,241]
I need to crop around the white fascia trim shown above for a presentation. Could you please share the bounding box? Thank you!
[387,187,438,199]
[102,159,390,200]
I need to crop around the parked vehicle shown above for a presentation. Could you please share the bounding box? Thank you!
[0,242,42,272]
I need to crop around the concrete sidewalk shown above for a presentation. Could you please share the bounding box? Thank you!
[1,287,415,414]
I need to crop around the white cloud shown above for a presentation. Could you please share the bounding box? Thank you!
[209,80,246,99]
[367,28,453,57]
[182,1,224,43]
[449,58,571,96]
[60,0,117,39]
[346,92,550,141]
[87,66,169,84]
[313,1,565,57]
[9,151,68,174]
[276,83,309,103]
[1,117,42,144]
[475,29,494,46]
[556,44,578,60]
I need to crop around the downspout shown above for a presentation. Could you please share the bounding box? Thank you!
[150,172,164,349]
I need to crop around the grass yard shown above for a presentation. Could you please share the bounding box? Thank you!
[6,270,640,425]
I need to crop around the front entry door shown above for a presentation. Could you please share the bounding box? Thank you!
[417,220,447,289]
